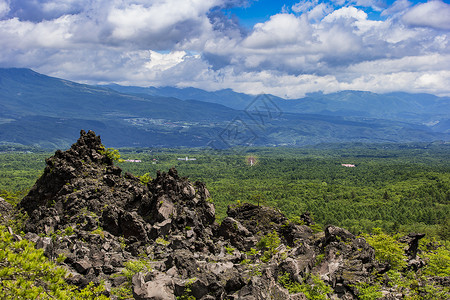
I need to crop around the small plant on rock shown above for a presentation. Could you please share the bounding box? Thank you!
[91,227,105,239]
[256,230,280,262]
[111,258,152,299]
[176,277,197,300]
[155,237,170,246]
[278,272,332,299]
[225,245,235,255]
[351,282,383,300]
[139,173,152,185]
[99,146,123,162]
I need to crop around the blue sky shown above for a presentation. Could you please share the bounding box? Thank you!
[227,0,412,25]
[0,0,449,98]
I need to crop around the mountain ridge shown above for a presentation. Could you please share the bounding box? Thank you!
[0,68,448,148]
[105,83,450,126]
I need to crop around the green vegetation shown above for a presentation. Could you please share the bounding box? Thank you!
[362,228,407,270]
[155,237,170,246]
[420,240,450,277]
[351,282,383,300]
[278,272,332,299]
[0,225,107,299]
[176,277,197,300]
[256,230,281,262]
[117,144,449,239]
[225,245,235,255]
[111,258,152,299]
[99,146,123,162]
[355,233,450,298]
[91,227,105,239]
[139,172,152,185]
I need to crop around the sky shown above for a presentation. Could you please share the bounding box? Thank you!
[0,0,449,98]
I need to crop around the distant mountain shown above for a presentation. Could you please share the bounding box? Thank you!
[102,84,257,110]
[0,68,236,121]
[105,84,449,128]
[276,91,450,126]
[0,68,448,148]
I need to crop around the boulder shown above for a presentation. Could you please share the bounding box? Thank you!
[132,272,175,300]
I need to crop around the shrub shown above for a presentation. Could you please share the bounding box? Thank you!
[278,272,332,300]
[256,230,280,253]
[257,230,281,263]
[111,258,152,299]
[351,282,382,300]
[155,237,170,246]
[225,245,235,255]
[99,146,123,162]
[363,228,407,270]
[0,225,107,299]
[139,173,152,185]
[421,243,450,277]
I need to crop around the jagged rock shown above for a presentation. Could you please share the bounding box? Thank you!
[299,211,314,226]
[149,219,172,240]
[36,236,54,257]
[324,225,355,245]
[73,259,92,275]
[218,217,255,251]
[227,203,288,236]
[399,232,426,258]
[101,205,122,235]
[132,272,175,300]
[121,211,148,242]
[0,197,13,224]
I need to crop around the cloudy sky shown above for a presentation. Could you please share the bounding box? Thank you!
[0,0,449,98]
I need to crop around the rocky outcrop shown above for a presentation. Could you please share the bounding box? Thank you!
[0,197,13,224]
[16,130,444,299]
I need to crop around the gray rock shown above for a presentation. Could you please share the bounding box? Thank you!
[132,272,175,300]
[149,219,172,240]
[36,236,54,257]
[121,211,148,242]
[73,259,92,274]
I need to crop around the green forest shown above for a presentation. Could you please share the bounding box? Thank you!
[1,143,449,239]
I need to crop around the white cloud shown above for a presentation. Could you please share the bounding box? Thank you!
[0,0,9,18]
[307,3,333,21]
[0,0,449,98]
[106,0,216,45]
[322,6,367,22]
[402,1,450,30]
[145,51,192,72]
[381,0,412,16]
[292,0,319,14]
[243,14,311,49]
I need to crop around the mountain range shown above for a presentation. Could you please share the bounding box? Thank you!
[0,68,448,149]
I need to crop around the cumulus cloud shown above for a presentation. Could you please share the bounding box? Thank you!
[0,0,449,98]
[307,3,333,21]
[292,0,319,13]
[243,14,312,49]
[381,0,412,16]
[402,1,450,30]
[0,0,9,18]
